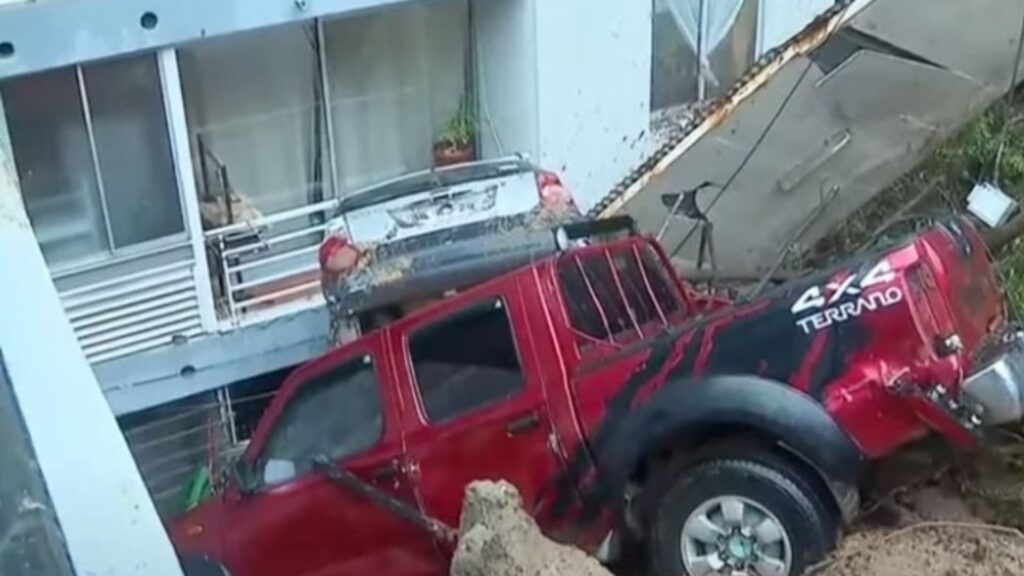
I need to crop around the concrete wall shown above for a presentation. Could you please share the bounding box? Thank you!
[533,0,653,210]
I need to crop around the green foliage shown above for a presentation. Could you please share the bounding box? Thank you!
[929,104,1024,190]
[438,96,477,150]
[1000,241,1024,315]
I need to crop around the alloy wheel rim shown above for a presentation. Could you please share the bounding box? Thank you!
[680,495,792,576]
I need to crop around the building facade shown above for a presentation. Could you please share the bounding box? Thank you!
[0,0,830,512]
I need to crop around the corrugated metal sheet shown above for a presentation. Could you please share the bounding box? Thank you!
[60,260,203,364]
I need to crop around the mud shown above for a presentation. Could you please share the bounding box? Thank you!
[451,434,1024,576]
[815,434,1024,576]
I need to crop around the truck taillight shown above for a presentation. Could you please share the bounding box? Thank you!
[536,171,576,213]
[319,233,362,281]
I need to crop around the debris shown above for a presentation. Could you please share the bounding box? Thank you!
[450,481,613,576]
[814,436,1024,576]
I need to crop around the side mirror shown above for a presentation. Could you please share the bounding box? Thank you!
[230,459,258,496]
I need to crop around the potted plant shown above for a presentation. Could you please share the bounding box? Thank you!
[433,97,477,167]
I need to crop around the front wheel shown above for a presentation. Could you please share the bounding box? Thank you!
[646,456,835,576]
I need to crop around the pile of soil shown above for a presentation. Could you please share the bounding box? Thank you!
[815,435,1024,576]
[450,433,1024,576]
[450,480,613,576]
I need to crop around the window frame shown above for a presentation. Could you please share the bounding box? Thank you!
[4,54,190,275]
[252,352,385,489]
[404,296,528,424]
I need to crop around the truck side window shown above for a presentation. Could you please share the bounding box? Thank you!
[638,245,681,315]
[409,300,525,422]
[257,356,383,486]
[557,243,684,346]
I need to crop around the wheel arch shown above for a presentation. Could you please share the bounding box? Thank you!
[594,375,866,525]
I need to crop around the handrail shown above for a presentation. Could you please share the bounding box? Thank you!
[204,195,336,325]
[203,196,341,238]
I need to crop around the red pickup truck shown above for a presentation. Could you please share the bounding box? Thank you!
[172,216,1019,576]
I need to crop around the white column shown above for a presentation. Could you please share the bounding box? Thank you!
[159,48,219,332]
[0,94,183,575]
[473,0,652,211]
[531,0,654,211]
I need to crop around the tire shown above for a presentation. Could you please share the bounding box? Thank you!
[646,454,836,576]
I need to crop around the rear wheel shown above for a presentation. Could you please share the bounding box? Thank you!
[646,454,836,576]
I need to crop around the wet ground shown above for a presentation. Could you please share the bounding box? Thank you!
[450,431,1024,576]
[813,432,1024,576]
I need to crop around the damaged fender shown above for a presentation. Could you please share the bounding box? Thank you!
[592,375,866,524]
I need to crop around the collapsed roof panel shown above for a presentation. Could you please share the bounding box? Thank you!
[593,0,1024,271]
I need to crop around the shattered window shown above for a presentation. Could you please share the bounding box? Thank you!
[409,299,524,422]
[0,354,74,576]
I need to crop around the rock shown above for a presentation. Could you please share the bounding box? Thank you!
[450,480,614,576]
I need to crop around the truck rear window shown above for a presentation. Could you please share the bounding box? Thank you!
[557,242,683,347]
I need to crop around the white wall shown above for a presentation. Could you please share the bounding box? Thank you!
[760,0,833,53]
[533,0,653,210]
[476,0,652,210]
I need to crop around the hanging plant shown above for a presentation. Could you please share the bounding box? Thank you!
[434,95,478,167]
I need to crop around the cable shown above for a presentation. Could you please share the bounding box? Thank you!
[668,57,817,257]
[666,1,855,258]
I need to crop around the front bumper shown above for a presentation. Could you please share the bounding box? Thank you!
[962,331,1024,426]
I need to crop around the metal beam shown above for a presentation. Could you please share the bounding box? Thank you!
[0,0,420,80]
[0,95,183,573]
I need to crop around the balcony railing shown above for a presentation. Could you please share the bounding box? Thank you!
[204,196,341,327]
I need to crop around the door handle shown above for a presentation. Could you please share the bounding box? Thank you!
[506,411,541,436]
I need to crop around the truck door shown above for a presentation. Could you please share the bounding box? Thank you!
[393,289,567,536]
[221,336,443,576]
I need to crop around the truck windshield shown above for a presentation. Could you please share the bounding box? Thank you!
[556,241,685,349]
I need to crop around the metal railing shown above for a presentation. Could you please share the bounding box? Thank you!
[204,196,341,326]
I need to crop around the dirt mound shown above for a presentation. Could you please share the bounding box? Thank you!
[451,480,613,576]
[817,526,1024,576]
[451,436,1024,576]
[815,435,1024,576]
